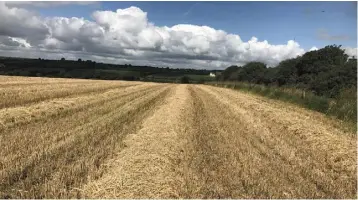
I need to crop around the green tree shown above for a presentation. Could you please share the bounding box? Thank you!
[296,45,348,77]
[220,65,238,80]
[237,62,267,84]
[275,57,300,86]
[295,45,351,95]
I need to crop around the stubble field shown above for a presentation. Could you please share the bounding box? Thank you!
[0,76,356,198]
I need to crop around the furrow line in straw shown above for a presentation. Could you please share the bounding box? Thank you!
[0,75,93,83]
[82,84,190,198]
[0,76,136,86]
[184,85,316,198]
[191,86,319,198]
[0,84,172,198]
[0,83,155,130]
[0,82,141,109]
[207,85,352,134]
[0,80,108,88]
[201,85,356,191]
[180,85,250,198]
[195,85,356,198]
[0,84,163,170]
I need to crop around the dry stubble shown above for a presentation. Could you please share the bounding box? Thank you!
[0,76,355,198]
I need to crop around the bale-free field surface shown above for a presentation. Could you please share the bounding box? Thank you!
[0,76,356,198]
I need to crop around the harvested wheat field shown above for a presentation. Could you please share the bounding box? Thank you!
[0,76,356,199]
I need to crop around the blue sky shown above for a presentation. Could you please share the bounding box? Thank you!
[36,1,357,51]
[1,1,356,69]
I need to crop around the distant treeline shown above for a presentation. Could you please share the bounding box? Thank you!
[0,57,220,83]
[217,45,357,98]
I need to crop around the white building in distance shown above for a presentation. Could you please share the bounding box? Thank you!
[209,72,216,77]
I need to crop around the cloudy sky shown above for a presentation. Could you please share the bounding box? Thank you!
[0,1,357,69]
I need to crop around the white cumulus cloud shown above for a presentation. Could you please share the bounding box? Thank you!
[309,46,318,51]
[343,47,358,58]
[0,3,351,69]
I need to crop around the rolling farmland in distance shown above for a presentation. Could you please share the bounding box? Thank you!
[0,75,356,199]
